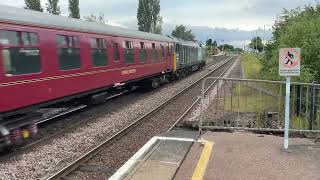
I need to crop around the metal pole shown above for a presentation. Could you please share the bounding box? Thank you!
[222,40,225,54]
[284,77,291,150]
[305,86,309,130]
[256,31,258,53]
[259,89,262,128]
[223,80,226,118]
[200,79,206,134]
[263,25,265,52]
[215,80,219,115]
[237,82,241,127]
[312,82,316,130]
[278,85,283,128]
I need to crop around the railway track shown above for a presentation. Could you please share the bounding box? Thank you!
[168,58,235,131]
[0,56,227,161]
[0,91,140,160]
[46,56,238,180]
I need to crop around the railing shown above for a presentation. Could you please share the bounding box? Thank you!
[200,77,320,135]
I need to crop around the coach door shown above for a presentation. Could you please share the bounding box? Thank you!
[160,44,166,72]
[0,40,3,82]
[165,44,170,71]
[110,38,121,66]
[163,43,170,71]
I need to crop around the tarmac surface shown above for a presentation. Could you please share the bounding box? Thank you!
[176,131,320,180]
[113,131,320,180]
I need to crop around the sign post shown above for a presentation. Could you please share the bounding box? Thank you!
[279,48,301,150]
[284,77,291,149]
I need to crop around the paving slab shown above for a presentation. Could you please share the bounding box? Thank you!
[174,142,203,180]
[161,129,200,139]
[200,132,320,180]
[121,130,198,180]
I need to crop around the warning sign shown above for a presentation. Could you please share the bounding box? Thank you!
[279,48,301,76]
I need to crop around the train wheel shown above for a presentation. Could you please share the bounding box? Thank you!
[151,78,161,89]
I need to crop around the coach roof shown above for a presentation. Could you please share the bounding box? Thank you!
[0,5,173,42]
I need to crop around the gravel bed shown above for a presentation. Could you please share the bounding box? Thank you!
[24,93,142,148]
[183,57,241,124]
[0,58,230,180]
[181,57,261,130]
[201,58,246,126]
[66,58,236,180]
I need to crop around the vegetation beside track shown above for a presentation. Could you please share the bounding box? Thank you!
[263,3,320,83]
[224,85,277,113]
[240,53,263,79]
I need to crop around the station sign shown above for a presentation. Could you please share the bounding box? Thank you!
[279,48,301,76]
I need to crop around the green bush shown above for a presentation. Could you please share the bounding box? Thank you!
[263,4,320,82]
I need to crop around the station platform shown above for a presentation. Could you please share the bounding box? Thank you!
[110,130,320,180]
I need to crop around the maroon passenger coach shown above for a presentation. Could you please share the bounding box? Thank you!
[0,5,205,148]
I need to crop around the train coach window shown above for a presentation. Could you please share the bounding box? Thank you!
[0,30,19,45]
[139,42,147,62]
[57,35,79,47]
[112,41,120,62]
[161,45,165,59]
[151,43,158,62]
[56,35,81,70]
[22,32,38,46]
[123,41,134,64]
[0,30,41,75]
[90,38,108,67]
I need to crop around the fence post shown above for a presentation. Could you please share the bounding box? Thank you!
[310,82,316,130]
[200,78,206,135]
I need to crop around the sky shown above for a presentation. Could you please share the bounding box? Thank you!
[0,0,317,47]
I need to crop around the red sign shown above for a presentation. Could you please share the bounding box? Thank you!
[279,48,301,76]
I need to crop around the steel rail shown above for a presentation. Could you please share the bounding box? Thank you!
[167,57,238,132]
[1,57,223,159]
[36,105,88,124]
[45,56,236,180]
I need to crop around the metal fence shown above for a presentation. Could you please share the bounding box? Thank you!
[200,77,320,135]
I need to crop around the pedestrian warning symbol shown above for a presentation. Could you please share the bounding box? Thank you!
[279,48,301,76]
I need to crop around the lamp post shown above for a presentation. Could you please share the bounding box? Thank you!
[255,31,258,53]
[215,39,224,55]
[222,39,225,54]
[263,25,272,52]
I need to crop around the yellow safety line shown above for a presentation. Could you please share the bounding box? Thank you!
[192,140,214,180]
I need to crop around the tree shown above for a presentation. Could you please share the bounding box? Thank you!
[84,13,107,24]
[46,0,61,15]
[249,36,264,52]
[234,48,244,53]
[206,39,213,46]
[24,0,43,12]
[218,44,234,52]
[69,0,80,19]
[153,16,163,34]
[213,40,218,47]
[262,3,320,82]
[137,0,162,34]
[171,25,195,41]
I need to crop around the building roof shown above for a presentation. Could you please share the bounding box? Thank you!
[0,5,174,43]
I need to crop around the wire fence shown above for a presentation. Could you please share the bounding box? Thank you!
[200,77,320,135]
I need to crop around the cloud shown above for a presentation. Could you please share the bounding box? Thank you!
[1,0,316,30]
[0,0,315,47]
